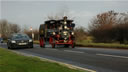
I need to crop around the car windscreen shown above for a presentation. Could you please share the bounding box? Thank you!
[12,34,30,39]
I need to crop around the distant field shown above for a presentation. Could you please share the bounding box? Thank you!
[0,48,86,72]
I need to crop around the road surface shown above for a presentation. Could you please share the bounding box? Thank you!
[0,43,128,72]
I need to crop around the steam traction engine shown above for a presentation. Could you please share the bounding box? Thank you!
[39,16,75,48]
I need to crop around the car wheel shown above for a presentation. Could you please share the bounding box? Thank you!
[31,46,33,48]
[8,46,10,49]
[8,46,12,49]
[29,45,33,48]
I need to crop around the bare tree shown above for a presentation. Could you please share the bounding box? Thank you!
[0,20,9,38]
[9,24,21,33]
[89,11,128,43]
[0,20,21,39]
[88,11,118,42]
[114,12,128,44]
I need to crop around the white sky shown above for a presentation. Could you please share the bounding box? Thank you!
[1,0,128,29]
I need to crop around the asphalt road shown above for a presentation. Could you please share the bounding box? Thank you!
[0,43,128,72]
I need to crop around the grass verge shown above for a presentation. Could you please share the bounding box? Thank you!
[34,40,40,44]
[0,48,86,72]
[76,42,128,49]
[34,40,128,49]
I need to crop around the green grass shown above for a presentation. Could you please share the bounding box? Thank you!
[34,40,128,49]
[0,48,86,72]
[34,40,40,44]
[76,36,128,49]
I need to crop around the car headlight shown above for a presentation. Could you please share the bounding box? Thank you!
[11,40,16,43]
[71,32,74,35]
[29,39,33,42]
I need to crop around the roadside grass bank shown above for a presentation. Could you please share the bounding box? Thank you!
[0,48,87,72]
[34,40,128,49]
[76,41,128,49]
[34,40,40,44]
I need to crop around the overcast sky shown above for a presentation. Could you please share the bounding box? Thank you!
[1,0,128,29]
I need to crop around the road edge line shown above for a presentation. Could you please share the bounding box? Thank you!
[11,50,96,72]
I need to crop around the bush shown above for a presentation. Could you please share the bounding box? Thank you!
[89,11,128,44]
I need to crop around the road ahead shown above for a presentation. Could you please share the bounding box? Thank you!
[0,43,128,72]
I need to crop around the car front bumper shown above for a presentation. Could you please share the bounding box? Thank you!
[10,42,33,48]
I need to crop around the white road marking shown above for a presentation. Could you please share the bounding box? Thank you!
[64,50,84,53]
[96,53,128,59]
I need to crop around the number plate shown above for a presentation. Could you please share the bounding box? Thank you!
[18,43,27,45]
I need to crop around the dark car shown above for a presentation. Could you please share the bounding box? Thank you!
[7,33,33,49]
[0,38,3,43]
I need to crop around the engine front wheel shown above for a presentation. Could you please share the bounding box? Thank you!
[71,43,75,48]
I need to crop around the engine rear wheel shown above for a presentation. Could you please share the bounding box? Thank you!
[40,38,45,48]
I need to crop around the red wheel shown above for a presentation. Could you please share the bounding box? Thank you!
[49,37,56,48]
[40,38,45,48]
[71,42,75,48]
[49,37,53,44]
